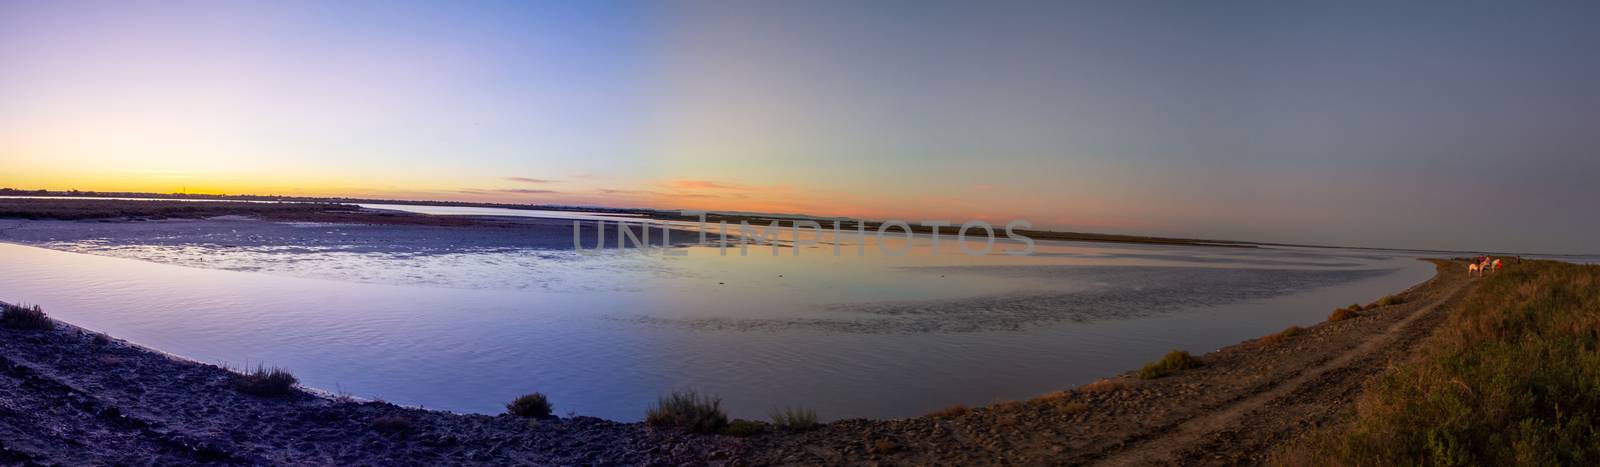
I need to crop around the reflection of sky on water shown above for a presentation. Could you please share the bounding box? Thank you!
[0,205,1468,421]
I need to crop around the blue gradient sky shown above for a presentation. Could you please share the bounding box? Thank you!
[2,1,1597,252]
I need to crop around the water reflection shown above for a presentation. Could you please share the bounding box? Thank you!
[0,207,1455,421]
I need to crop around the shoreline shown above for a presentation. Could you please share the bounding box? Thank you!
[0,261,1465,465]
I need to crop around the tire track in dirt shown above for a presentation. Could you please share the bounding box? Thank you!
[1091,271,1475,466]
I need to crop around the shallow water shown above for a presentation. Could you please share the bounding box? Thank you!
[0,207,1459,421]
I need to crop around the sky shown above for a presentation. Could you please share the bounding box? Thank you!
[2,1,1597,253]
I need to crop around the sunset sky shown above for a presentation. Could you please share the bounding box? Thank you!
[3,1,1597,252]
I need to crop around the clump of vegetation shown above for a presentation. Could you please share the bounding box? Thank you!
[719,419,767,437]
[0,303,52,330]
[1329,306,1360,322]
[929,404,970,418]
[1259,325,1303,346]
[505,393,553,419]
[1076,379,1130,393]
[1376,295,1406,307]
[372,415,413,434]
[231,365,298,397]
[646,390,728,433]
[769,406,819,432]
[1285,261,1600,465]
[1139,350,1201,379]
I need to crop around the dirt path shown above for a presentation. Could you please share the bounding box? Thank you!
[1092,264,1474,466]
[734,261,1475,466]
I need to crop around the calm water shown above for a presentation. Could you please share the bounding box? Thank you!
[0,206,1446,421]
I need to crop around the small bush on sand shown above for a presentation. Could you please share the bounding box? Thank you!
[929,404,969,418]
[1259,325,1303,346]
[1329,307,1359,322]
[719,419,767,437]
[232,365,298,397]
[0,303,51,330]
[1376,295,1406,307]
[1077,379,1129,393]
[1139,350,1201,379]
[506,393,553,419]
[646,390,727,433]
[372,415,413,434]
[769,406,819,432]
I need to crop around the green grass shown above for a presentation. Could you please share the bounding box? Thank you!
[0,303,52,330]
[231,365,298,397]
[1286,261,1600,465]
[1139,350,1201,379]
[506,392,553,419]
[646,390,728,433]
[769,406,820,432]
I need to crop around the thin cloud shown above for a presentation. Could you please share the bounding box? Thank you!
[669,179,749,191]
[458,188,560,195]
[503,177,558,184]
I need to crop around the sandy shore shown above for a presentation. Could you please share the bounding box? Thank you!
[0,261,1470,465]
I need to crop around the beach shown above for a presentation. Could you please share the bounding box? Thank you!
[0,261,1469,465]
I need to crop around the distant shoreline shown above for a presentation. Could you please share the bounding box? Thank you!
[0,191,1439,252]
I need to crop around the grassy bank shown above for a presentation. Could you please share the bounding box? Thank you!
[1285,261,1600,465]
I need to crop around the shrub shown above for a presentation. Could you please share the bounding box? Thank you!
[1060,402,1090,415]
[929,404,969,418]
[0,303,51,330]
[1076,379,1129,393]
[1377,295,1406,307]
[646,390,727,433]
[769,406,819,432]
[506,393,553,419]
[1329,307,1359,322]
[1139,350,1201,379]
[372,415,413,434]
[719,419,767,437]
[1259,325,1302,346]
[232,365,298,397]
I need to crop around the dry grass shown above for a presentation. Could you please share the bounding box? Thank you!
[719,419,767,437]
[928,404,970,418]
[231,365,298,397]
[1258,325,1303,346]
[506,393,553,419]
[1139,351,1201,379]
[1077,379,1130,393]
[0,303,52,330]
[646,390,728,433]
[1282,261,1600,465]
[768,406,819,432]
[1328,307,1359,322]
